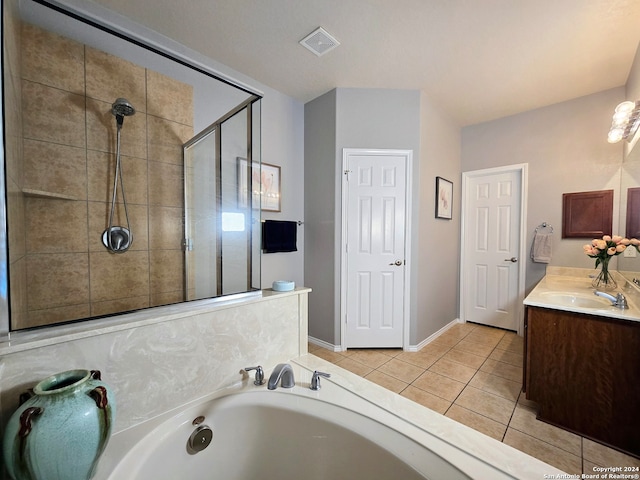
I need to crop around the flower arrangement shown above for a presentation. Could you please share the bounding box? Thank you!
[583,235,639,289]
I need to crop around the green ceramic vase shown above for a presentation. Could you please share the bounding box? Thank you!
[2,369,115,480]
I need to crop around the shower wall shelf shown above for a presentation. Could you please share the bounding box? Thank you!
[22,189,77,201]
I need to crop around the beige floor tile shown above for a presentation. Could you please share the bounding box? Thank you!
[312,348,346,364]
[447,322,477,335]
[468,370,522,402]
[346,350,392,368]
[583,438,640,468]
[509,404,582,456]
[496,333,524,353]
[428,335,461,348]
[464,332,502,347]
[583,460,602,476]
[442,348,487,369]
[412,370,466,401]
[480,358,523,383]
[445,404,507,441]
[488,348,524,367]
[395,350,440,369]
[418,342,452,357]
[454,386,515,425]
[334,357,374,377]
[377,358,424,383]
[401,385,451,414]
[517,390,539,409]
[364,370,407,394]
[504,428,582,475]
[429,358,477,383]
[453,339,495,357]
[308,342,322,353]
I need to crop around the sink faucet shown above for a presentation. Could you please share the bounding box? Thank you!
[594,291,629,309]
[267,363,295,390]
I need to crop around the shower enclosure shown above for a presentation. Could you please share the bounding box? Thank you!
[183,98,261,299]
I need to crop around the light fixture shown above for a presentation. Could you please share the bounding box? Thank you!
[607,100,640,143]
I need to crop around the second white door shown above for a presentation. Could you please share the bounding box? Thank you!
[343,149,410,348]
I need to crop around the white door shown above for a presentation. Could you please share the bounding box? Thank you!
[342,149,411,348]
[461,165,527,332]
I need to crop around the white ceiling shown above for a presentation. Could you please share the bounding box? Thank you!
[90,0,640,126]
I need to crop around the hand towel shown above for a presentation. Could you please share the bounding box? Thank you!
[262,220,297,253]
[530,233,552,263]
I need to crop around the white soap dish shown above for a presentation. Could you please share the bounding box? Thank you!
[272,280,295,292]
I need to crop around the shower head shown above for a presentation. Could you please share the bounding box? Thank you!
[112,98,135,117]
[112,98,135,128]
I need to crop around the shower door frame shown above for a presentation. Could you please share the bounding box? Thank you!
[183,95,261,299]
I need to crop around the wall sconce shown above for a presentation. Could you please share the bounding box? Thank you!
[607,101,640,143]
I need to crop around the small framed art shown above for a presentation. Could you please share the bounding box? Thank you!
[435,176,453,220]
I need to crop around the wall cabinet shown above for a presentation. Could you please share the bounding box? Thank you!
[524,306,640,458]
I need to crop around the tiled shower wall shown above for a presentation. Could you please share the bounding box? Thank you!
[8,22,194,329]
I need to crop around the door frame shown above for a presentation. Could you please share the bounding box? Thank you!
[340,148,413,350]
[459,163,529,336]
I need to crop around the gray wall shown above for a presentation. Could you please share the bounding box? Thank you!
[461,87,624,293]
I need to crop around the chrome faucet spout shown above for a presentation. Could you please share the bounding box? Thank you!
[594,291,628,309]
[267,363,295,390]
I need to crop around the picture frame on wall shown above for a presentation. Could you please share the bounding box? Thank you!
[435,176,453,220]
[237,158,281,212]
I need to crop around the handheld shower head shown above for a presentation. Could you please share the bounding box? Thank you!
[111,98,135,128]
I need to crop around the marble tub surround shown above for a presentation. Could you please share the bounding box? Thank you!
[524,266,640,321]
[0,289,309,444]
[293,356,565,479]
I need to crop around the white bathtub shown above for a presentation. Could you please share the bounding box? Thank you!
[93,361,564,480]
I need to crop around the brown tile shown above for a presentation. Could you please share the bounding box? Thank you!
[149,205,184,250]
[150,249,183,293]
[517,390,539,409]
[496,332,524,353]
[26,303,91,329]
[452,339,495,357]
[454,386,515,425]
[377,358,424,383]
[148,160,184,207]
[88,202,149,253]
[429,358,477,383]
[85,46,147,112]
[26,198,88,254]
[464,332,502,347]
[442,348,486,369]
[147,69,194,126]
[503,428,582,475]
[509,404,581,456]
[334,357,373,377]
[583,438,640,468]
[480,358,523,383]
[346,350,391,369]
[418,342,452,357]
[151,290,184,307]
[308,343,322,353]
[26,253,90,310]
[91,295,150,317]
[445,404,507,441]
[364,370,407,393]
[429,333,462,348]
[311,348,345,364]
[24,140,87,200]
[147,115,193,165]
[21,23,85,95]
[488,348,523,367]
[22,81,86,148]
[401,385,451,414]
[89,250,150,302]
[395,350,440,369]
[412,370,465,401]
[468,370,522,402]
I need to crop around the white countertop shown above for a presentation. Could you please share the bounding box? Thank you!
[524,267,640,322]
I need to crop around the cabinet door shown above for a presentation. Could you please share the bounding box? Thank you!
[526,307,640,457]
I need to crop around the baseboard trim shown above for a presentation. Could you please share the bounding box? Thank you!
[405,318,462,352]
[308,336,341,352]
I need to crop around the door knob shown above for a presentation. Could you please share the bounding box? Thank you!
[389,260,403,266]
[504,257,518,263]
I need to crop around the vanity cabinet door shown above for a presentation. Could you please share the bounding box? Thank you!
[525,306,640,457]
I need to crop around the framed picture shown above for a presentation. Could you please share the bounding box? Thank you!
[435,176,453,219]
[237,158,281,212]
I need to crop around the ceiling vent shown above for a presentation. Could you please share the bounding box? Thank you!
[299,27,340,57]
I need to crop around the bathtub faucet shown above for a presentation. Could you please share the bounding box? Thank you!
[267,363,295,390]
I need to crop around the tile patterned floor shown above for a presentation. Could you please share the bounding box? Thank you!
[309,322,640,475]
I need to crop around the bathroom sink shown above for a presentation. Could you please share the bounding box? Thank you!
[538,291,612,309]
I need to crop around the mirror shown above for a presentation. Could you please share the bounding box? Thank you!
[2,0,262,332]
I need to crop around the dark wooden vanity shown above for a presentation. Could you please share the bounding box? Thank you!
[524,306,640,458]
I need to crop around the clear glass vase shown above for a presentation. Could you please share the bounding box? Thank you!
[592,257,617,290]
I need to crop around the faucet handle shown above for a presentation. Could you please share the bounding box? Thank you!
[244,366,265,385]
[616,293,629,309]
[310,371,331,391]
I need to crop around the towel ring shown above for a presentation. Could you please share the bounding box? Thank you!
[535,222,554,234]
